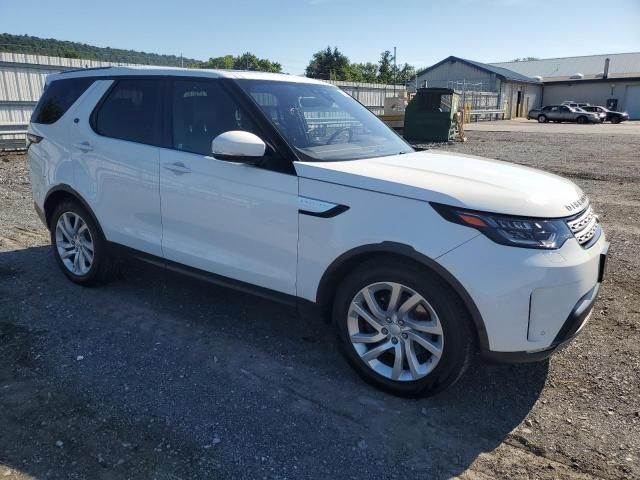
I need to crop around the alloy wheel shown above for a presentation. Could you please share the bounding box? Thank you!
[347,282,444,382]
[55,212,94,276]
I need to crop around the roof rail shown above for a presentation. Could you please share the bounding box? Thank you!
[57,66,115,75]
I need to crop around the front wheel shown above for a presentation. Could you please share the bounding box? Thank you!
[333,259,475,397]
[577,116,587,124]
[537,115,547,123]
[611,117,621,124]
[50,200,116,286]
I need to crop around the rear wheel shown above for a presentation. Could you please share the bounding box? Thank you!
[50,200,115,286]
[577,116,587,124]
[537,115,547,123]
[333,259,475,397]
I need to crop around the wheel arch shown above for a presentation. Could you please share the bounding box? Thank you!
[315,242,490,352]
[43,185,105,239]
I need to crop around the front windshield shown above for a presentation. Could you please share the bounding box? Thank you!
[237,80,413,161]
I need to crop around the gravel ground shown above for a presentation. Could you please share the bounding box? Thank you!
[0,130,638,480]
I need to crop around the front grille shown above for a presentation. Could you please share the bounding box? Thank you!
[566,206,600,247]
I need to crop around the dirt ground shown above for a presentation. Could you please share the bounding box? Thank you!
[0,130,638,480]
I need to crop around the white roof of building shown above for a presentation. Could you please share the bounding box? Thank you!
[47,65,328,85]
[491,52,640,81]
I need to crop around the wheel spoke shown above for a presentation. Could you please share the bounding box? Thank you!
[407,331,442,358]
[404,318,442,336]
[81,240,94,252]
[57,223,73,243]
[398,293,422,317]
[77,223,88,236]
[61,247,76,259]
[361,341,393,362]
[387,283,402,314]
[405,340,421,379]
[73,249,81,273]
[350,332,386,344]
[62,213,76,236]
[362,286,386,320]
[82,246,94,264]
[352,302,385,331]
[391,341,405,380]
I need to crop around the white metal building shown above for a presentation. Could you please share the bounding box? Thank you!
[414,56,543,119]
[492,53,640,119]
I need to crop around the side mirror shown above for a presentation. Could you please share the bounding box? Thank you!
[211,131,266,163]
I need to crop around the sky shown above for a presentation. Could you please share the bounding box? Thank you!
[2,0,639,74]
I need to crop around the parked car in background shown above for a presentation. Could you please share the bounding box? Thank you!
[581,105,630,124]
[562,101,590,108]
[28,67,608,397]
[527,105,601,124]
[574,106,606,122]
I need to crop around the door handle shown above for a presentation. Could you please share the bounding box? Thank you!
[73,141,94,152]
[163,162,191,175]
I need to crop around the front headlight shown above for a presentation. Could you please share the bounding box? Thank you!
[431,203,573,250]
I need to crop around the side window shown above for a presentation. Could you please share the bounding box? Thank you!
[542,106,552,111]
[172,79,257,155]
[93,79,162,146]
[31,77,94,125]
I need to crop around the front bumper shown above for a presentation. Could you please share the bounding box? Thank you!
[484,281,601,363]
[437,230,608,357]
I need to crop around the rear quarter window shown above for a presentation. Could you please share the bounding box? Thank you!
[91,78,162,146]
[31,77,95,124]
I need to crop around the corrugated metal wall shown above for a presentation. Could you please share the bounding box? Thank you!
[0,53,135,148]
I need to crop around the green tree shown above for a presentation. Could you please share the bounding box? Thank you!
[61,50,80,59]
[199,52,282,72]
[394,63,415,84]
[351,62,378,83]
[377,50,394,84]
[305,46,351,80]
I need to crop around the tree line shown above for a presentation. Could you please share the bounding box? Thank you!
[305,46,415,85]
[1,34,415,84]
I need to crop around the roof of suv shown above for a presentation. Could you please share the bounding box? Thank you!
[48,65,329,85]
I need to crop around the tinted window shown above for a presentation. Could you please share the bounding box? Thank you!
[93,79,162,145]
[171,79,257,155]
[31,77,94,124]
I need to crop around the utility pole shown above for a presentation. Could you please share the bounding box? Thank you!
[393,46,397,95]
[180,53,183,68]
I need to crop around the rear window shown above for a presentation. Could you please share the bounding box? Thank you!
[92,78,162,146]
[31,77,95,124]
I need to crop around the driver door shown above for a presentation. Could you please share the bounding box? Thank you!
[159,78,299,295]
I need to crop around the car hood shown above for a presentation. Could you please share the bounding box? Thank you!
[294,150,587,218]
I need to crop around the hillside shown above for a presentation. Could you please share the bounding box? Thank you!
[0,33,201,66]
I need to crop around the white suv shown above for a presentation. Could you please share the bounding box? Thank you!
[28,67,608,396]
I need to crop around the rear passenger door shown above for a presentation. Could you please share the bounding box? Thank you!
[158,78,299,295]
[68,78,164,256]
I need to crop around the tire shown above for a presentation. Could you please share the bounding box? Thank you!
[49,200,116,286]
[611,117,621,124]
[577,116,587,124]
[537,115,547,123]
[333,258,475,397]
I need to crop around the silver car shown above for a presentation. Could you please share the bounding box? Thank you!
[527,105,601,124]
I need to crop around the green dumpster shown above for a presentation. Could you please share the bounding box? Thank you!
[404,88,461,142]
